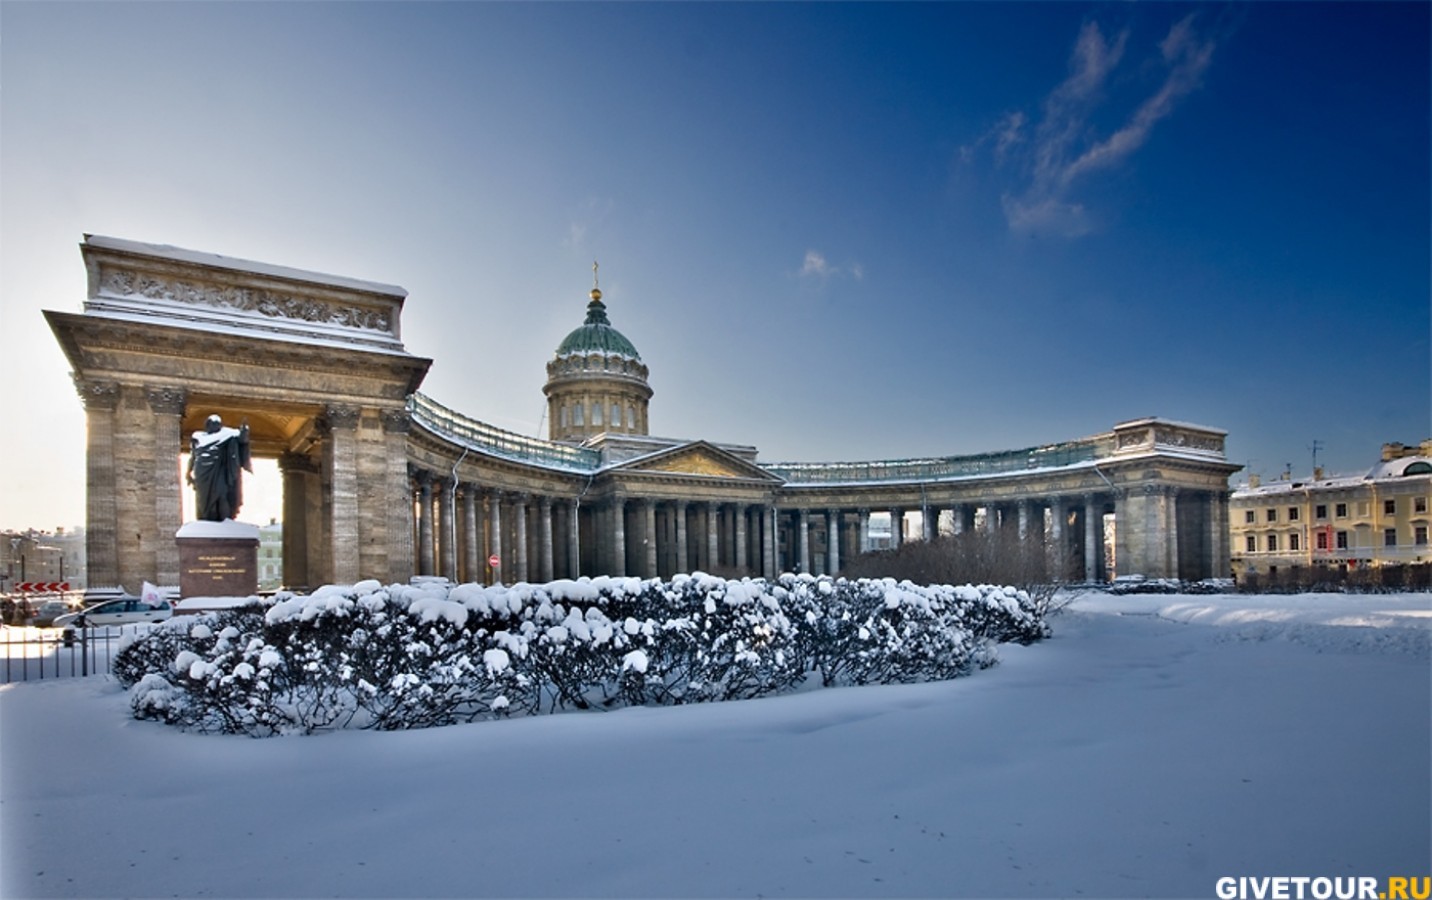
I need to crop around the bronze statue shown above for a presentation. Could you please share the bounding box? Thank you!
[187,414,252,521]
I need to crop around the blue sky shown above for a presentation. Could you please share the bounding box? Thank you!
[2,1,1428,531]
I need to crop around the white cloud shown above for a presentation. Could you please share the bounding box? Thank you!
[799,249,863,281]
[967,16,1219,237]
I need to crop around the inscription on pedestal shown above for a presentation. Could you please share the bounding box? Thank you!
[177,521,260,598]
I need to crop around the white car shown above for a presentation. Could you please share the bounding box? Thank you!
[54,598,173,629]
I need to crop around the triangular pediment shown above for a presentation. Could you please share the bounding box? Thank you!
[617,441,782,482]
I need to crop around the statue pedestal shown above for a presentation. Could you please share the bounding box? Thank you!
[177,520,260,600]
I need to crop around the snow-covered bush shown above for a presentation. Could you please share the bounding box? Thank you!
[118,574,1047,736]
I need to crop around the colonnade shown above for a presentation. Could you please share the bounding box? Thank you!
[406,474,1230,585]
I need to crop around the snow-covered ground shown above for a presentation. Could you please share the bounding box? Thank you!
[2,590,1427,899]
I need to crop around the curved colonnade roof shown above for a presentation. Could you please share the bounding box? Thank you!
[408,392,1120,486]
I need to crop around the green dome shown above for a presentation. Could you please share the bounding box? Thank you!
[555,297,641,360]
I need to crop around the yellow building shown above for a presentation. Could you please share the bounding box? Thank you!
[1230,441,1432,582]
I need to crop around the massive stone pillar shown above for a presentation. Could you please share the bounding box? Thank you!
[827,510,840,575]
[513,494,529,583]
[325,405,361,585]
[610,494,627,577]
[145,386,186,585]
[381,410,416,586]
[705,502,719,573]
[77,379,120,589]
[279,453,315,590]
[763,506,777,579]
[1017,500,1031,541]
[642,499,658,578]
[438,477,456,581]
[487,489,503,584]
[1048,496,1066,578]
[567,498,581,579]
[675,501,689,574]
[539,496,555,583]
[891,508,904,549]
[416,472,435,577]
[1084,493,1100,582]
[1165,488,1180,581]
[1209,491,1230,579]
[951,504,964,536]
[795,509,809,574]
[463,484,481,584]
[858,508,870,554]
[735,505,749,574]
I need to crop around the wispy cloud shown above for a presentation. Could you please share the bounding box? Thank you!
[799,249,864,281]
[966,16,1218,237]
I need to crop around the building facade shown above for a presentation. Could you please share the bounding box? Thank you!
[1230,442,1432,579]
[48,236,1243,594]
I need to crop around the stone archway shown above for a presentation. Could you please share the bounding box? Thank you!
[46,236,431,593]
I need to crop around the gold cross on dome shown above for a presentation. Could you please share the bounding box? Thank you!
[592,260,599,291]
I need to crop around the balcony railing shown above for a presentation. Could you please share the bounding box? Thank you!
[408,393,601,472]
[765,440,1100,485]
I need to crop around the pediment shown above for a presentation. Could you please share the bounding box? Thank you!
[617,441,782,482]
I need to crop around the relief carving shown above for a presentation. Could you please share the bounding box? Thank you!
[100,268,393,333]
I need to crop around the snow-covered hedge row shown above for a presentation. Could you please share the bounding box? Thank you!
[116,574,1048,736]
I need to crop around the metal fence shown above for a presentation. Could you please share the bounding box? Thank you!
[0,625,134,684]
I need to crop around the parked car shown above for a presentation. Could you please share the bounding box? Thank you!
[30,599,78,627]
[54,598,173,629]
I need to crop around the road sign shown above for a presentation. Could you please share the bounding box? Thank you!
[488,554,500,568]
[16,582,69,592]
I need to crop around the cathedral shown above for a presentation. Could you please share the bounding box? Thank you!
[48,236,1241,593]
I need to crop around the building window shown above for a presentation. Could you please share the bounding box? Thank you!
[1357,501,1370,517]
[1245,510,1256,524]
[1336,531,1348,550]
[1316,532,1329,551]
[1335,503,1348,519]
[1289,532,1300,552]
[592,402,603,426]
[1384,529,1397,548]
[573,403,584,426]
[1245,535,1257,553]
[1416,497,1428,514]
[1288,507,1300,521]
[612,403,621,427]
[1266,508,1278,523]
[1384,499,1396,516]
[1416,526,1428,546]
[1266,534,1278,552]
[560,405,569,428]
[1315,504,1328,520]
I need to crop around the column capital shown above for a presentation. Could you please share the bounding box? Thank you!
[380,408,411,434]
[144,385,187,415]
[324,404,361,430]
[73,376,120,411]
[279,451,318,474]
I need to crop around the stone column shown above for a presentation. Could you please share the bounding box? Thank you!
[461,486,479,584]
[324,405,361,584]
[675,501,689,574]
[610,494,627,577]
[1017,499,1031,541]
[145,386,186,585]
[705,502,719,573]
[797,509,811,574]
[643,499,658,578]
[951,504,965,536]
[735,505,749,574]
[891,508,904,549]
[567,498,582,579]
[1209,491,1230,579]
[763,506,777,578]
[77,379,120,589]
[381,410,415,585]
[416,472,435,576]
[858,508,870,554]
[513,494,529,583]
[1084,493,1100,582]
[827,510,840,575]
[921,506,934,542]
[487,489,503,584]
[438,477,456,581]
[1166,487,1180,581]
[984,504,998,535]
[538,496,554,583]
[279,453,315,590]
[1048,497,1065,579]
